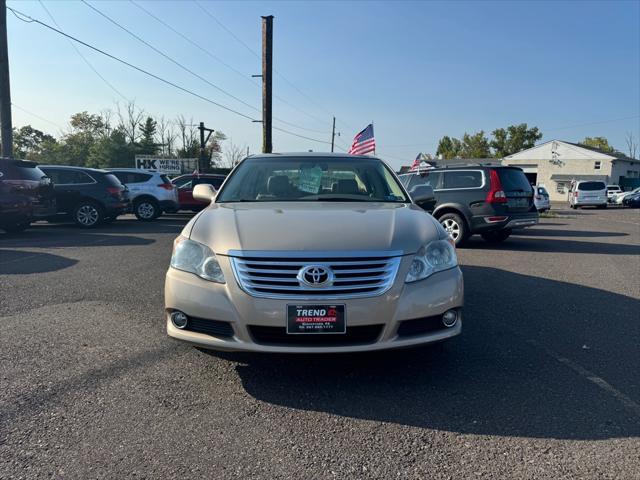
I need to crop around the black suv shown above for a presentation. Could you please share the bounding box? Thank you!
[0,158,56,233]
[39,165,130,228]
[399,165,538,245]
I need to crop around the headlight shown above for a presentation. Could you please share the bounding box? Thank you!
[170,236,225,283]
[405,239,457,283]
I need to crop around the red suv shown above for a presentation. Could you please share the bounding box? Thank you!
[172,174,226,211]
[0,158,56,233]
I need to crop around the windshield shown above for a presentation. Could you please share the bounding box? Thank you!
[578,181,606,191]
[216,157,410,203]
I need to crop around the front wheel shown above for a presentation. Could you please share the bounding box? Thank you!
[481,229,512,243]
[134,199,160,221]
[438,213,469,246]
[73,202,103,228]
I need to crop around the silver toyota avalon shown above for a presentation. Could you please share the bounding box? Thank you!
[165,153,463,353]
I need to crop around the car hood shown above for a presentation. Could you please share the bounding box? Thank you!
[187,202,443,255]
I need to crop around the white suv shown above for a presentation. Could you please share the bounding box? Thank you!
[569,180,607,209]
[109,169,179,220]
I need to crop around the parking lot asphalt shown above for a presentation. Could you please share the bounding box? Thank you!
[1,207,639,479]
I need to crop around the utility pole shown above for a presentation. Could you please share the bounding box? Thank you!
[0,0,13,158]
[331,116,339,153]
[261,15,273,154]
[198,122,215,172]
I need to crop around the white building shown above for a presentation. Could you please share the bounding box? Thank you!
[504,140,640,201]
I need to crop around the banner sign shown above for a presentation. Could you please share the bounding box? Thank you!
[134,156,197,175]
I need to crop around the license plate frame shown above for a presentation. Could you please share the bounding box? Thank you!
[286,304,346,335]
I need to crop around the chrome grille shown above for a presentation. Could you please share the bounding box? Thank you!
[228,250,402,299]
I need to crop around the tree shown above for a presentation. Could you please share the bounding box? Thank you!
[581,136,614,152]
[436,135,462,159]
[175,115,198,158]
[117,101,144,144]
[625,132,638,159]
[87,128,136,169]
[207,131,227,166]
[460,131,491,158]
[12,125,57,159]
[223,138,247,167]
[490,123,542,157]
[138,116,159,155]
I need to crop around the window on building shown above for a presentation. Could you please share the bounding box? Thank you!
[556,182,566,194]
[594,161,601,170]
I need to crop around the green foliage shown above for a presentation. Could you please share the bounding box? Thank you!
[12,125,57,159]
[490,123,543,157]
[138,116,159,155]
[87,128,136,169]
[436,136,462,159]
[581,136,614,152]
[11,106,227,170]
[436,124,543,160]
[460,131,491,158]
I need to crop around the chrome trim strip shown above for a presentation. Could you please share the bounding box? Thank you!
[228,251,403,300]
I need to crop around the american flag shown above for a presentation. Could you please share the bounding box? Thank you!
[348,124,375,155]
[409,152,423,171]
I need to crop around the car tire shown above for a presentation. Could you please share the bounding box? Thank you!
[134,198,160,221]
[438,213,469,246]
[481,229,512,243]
[73,201,104,228]
[2,221,30,233]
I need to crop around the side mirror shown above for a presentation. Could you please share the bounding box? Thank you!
[192,183,217,204]
[409,184,434,204]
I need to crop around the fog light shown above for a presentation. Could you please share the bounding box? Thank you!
[171,311,188,329]
[442,309,458,327]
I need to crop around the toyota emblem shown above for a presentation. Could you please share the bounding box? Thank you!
[297,265,334,288]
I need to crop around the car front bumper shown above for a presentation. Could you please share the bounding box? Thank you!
[164,255,464,353]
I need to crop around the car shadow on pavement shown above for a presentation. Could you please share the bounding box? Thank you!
[0,229,156,249]
[212,266,640,440]
[464,236,639,255]
[0,250,78,274]
[516,228,629,238]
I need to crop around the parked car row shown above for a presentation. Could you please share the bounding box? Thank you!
[399,164,538,245]
[1,159,230,233]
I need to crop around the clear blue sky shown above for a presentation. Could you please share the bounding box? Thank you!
[7,0,640,168]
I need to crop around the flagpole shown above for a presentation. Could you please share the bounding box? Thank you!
[371,121,375,155]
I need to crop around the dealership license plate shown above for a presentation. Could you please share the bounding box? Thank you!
[508,197,529,208]
[286,305,346,334]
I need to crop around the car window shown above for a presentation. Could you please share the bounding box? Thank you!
[43,169,94,184]
[103,173,124,187]
[0,161,47,181]
[407,171,442,190]
[217,157,410,203]
[193,177,224,188]
[578,181,606,191]
[443,171,482,189]
[496,168,531,192]
[172,176,193,189]
[159,174,172,185]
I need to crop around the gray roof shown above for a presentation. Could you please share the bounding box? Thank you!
[565,142,638,162]
[550,174,608,182]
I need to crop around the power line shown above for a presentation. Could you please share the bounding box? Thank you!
[81,0,261,115]
[129,0,255,89]
[8,7,334,147]
[193,0,346,129]
[272,126,331,145]
[7,6,257,121]
[125,0,329,135]
[38,0,130,103]
[11,103,65,130]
